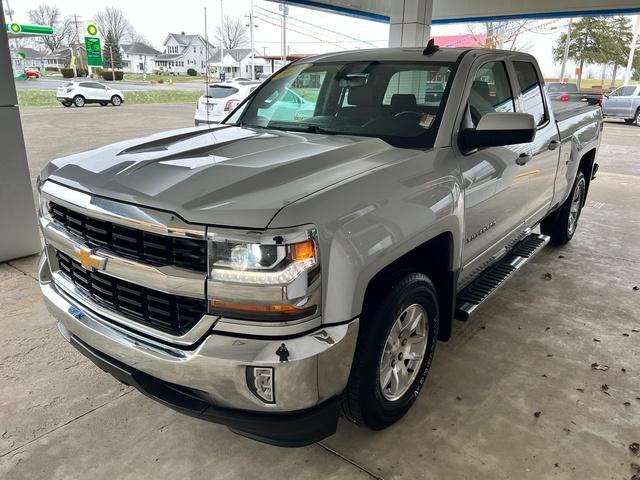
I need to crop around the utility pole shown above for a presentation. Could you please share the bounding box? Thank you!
[623,15,640,86]
[220,0,224,80]
[109,45,115,81]
[560,18,573,83]
[73,14,82,77]
[279,1,288,66]
[246,0,256,80]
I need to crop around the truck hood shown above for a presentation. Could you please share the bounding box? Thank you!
[41,125,398,228]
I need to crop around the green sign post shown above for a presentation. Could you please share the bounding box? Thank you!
[85,37,103,67]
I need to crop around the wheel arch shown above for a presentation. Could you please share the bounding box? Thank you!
[577,147,597,203]
[360,232,457,342]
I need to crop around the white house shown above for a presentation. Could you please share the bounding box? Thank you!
[154,32,216,75]
[208,48,270,79]
[121,42,161,74]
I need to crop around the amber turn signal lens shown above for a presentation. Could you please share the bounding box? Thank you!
[209,299,317,320]
[290,240,315,262]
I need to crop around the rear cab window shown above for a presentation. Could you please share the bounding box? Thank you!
[512,61,548,126]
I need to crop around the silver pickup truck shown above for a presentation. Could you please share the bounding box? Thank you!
[37,46,602,446]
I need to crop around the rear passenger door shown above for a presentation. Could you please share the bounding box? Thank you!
[510,58,559,225]
[605,86,636,117]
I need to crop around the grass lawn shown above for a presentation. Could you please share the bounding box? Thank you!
[18,89,201,107]
[123,73,209,83]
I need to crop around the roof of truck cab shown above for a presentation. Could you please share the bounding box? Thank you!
[301,47,533,65]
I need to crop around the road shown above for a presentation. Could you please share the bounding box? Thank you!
[15,77,206,91]
[1,105,640,480]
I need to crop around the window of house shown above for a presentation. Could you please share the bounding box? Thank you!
[467,61,514,127]
[513,61,547,126]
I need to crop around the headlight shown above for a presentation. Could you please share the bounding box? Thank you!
[207,226,321,322]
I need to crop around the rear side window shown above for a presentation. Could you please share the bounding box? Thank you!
[468,61,515,127]
[513,61,547,126]
[206,85,239,98]
[612,86,637,96]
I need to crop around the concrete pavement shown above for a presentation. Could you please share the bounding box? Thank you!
[1,105,639,479]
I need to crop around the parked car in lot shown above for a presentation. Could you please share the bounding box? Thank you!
[194,81,260,125]
[56,81,124,108]
[25,67,41,79]
[601,84,640,125]
[545,82,605,106]
[38,46,601,447]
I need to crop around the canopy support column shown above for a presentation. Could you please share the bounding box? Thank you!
[388,0,434,48]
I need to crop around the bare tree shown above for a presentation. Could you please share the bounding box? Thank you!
[216,16,249,50]
[27,5,74,52]
[468,20,532,51]
[95,7,132,46]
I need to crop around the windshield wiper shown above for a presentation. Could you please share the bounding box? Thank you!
[273,124,336,135]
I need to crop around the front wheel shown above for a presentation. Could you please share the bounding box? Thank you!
[73,95,85,107]
[111,95,122,106]
[541,171,586,244]
[634,109,640,127]
[342,273,438,430]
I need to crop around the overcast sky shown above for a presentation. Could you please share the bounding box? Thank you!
[8,0,616,77]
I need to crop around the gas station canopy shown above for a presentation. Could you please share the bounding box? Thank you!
[5,22,54,38]
[278,0,640,23]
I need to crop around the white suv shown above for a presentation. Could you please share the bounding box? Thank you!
[56,81,125,108]
[194,81,260,125]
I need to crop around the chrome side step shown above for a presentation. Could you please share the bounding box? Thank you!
[455,233,550,321]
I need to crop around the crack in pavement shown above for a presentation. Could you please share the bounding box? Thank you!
[0,389,133,459]
[317,441,385,480]
[5,262,38,282]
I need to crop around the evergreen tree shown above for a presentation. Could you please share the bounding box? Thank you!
[102,32,123,70]
[605,16,634,86]
[552,17,611,88]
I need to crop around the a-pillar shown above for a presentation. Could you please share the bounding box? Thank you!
[0,4,41,262]
[388,0,434,48]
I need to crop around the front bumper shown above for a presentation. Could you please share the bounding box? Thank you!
[39,251,359,446]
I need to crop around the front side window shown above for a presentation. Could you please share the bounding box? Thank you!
[226,60,456,148]
[513,61,547,126]
[467,61,514,127]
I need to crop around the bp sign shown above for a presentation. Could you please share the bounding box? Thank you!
[9,23,21,33]
[86,23,98,37]
[85,37,103,66]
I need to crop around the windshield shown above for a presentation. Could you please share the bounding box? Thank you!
[225,60,456,148]
[206,85,239,98]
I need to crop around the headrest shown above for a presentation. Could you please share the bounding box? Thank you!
[347,86,373,106]
[472,80,491,100]
[390,94,417,111]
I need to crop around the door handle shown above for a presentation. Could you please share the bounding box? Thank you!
[516,153,531,166]
[548,139,560,151]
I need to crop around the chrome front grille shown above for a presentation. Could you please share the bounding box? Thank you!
[56,251,207,335]
[49,202,207,272]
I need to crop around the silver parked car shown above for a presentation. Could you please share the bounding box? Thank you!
[602,84,640,125]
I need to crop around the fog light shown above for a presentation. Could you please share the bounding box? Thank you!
[246,367,275,404]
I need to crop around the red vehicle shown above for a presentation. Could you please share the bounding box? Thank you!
[25,68,41,79]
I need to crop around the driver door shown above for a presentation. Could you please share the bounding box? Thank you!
[455,59,532,287]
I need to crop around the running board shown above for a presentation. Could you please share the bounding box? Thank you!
[455,233,550,321]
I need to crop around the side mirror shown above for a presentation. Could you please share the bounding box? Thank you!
[461,112,536,149]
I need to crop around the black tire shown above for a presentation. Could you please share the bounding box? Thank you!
[634,108,640,127]
[624,119,634,124]
[61,101,72,107]
[341,273,439,430]
[100,102,109,106]
[111,95,122,106]
[541,171,587,245]
[73,95,85,107]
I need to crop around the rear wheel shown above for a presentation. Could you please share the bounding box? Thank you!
[73,95,85,107]
[111,95,122,106]
[342,273,438,430]
[541,171,586,245]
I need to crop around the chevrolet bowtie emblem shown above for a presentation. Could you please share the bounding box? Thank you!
[73,246,107,271]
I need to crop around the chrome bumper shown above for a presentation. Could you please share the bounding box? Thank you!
[39,251,359,413]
